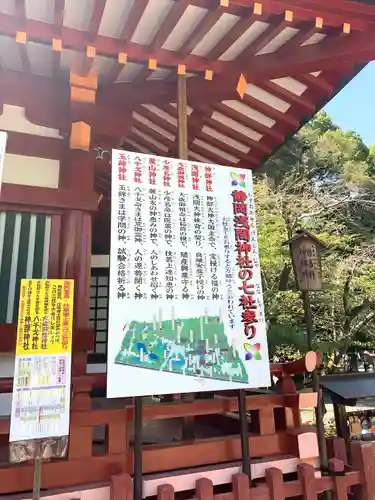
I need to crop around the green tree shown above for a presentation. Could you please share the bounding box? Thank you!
[256,111,375,371]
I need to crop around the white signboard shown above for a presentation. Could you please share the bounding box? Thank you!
[107,151,270,398]
[9,279,74,443]
[0,131,7,194]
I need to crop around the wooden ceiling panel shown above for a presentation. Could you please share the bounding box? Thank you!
[177,5,223,58]
[130,126,171,153]
[0,36,23,71]
[63,0,96,31]
[0,0,15,15]
[131,0,175,46]
[26,41,53,77]
[191,12,240,57]
[216,18,270,61]
[25,0,54,23]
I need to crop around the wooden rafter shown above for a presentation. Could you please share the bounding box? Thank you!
[54,0,65,26]
[105,0,150,82]
[187,0,375,28]
[202,114,273,156]
[122,0,150,44]
[131,117,175,149]
[213,102,285,143]
[239,28,375,81]
[133,65,153,84]
[15,0,26,18]
[52,0,65,77]
[79,1,107,76]
[278,22,325,51]
[135,106,177,134]
[298,73,334,95]
[257,80,316,114]
[241,14,291,57]
[189,142,236,167]
[88,0,106,40]
[151,0,189,54]
[14,1,30,74]
[127,132,166,157]
[241,93,299,128]
[205,11,271,61]
[195,130,260,165]
[177,5,225,58]
[0,12,368,83]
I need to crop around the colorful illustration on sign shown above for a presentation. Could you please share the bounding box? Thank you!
[230,172,246,188]
[244,343,261,361]
[115,314,249,383]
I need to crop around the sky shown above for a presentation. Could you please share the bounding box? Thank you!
[324,62,375,146]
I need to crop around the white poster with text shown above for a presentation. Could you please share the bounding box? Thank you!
[107,150,270,398]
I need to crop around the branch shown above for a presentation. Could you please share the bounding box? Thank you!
[278,264,292,291]
[343,272,352,315]
[349,299,371,319]
[298,196,375,222]
[298,198,351,220]
[349,308,375,336]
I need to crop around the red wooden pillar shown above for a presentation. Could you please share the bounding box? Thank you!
[58,74,98,381]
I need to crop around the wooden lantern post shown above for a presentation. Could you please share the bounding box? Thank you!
[283,230,329,491]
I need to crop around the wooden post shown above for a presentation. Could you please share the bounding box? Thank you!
[238,389,251,479]
[350,442,375,500]
[157,484,174,500]
[133,396,143,500]
[265,467,285,500]
[232,474,250,500]
[328,458,347,500]
[196,478,214,500]
[326,436,348,465]
[298,463,318,500]
[178,75,188,160]
[283,230,330,499]
[303,291,329,480]
[333,403,350,444]
[177,73,195,441]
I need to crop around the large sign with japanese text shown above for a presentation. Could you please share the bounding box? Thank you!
[9,279,74,442]
[107,151,270,398]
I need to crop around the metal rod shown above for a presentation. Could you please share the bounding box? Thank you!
[133,396,143,500]
[302,291,331,500]
[177,72,195,440]
[32,441,42,500]
[238,389,251,480]
[178,74,188,160]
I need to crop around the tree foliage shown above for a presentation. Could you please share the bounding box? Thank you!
[256,111,375,371]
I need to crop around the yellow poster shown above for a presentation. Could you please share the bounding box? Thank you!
[16,279,74,356]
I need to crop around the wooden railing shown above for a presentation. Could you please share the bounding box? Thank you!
[0,354,319,494]
[0,390,318,492]
[109,439,375,500]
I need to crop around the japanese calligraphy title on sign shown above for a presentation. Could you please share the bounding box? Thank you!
[107,151,270,398]
[10,279,74,443]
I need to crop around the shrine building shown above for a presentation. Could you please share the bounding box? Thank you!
[0,0,375,496]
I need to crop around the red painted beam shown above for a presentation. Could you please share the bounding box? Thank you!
[0,184,98,212]
[5,131,65,159]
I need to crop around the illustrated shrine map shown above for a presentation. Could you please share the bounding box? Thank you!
[107,150,270,398]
